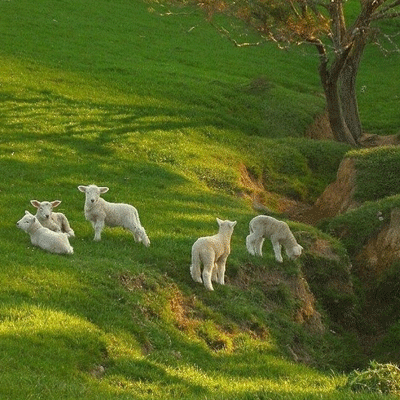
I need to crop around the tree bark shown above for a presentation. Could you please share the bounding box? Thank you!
[339,22,370,142]
[339,59,363,142]
[324,77,357,145]
[316,40,358,146]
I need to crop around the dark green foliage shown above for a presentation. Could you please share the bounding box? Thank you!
[374,321,400,364]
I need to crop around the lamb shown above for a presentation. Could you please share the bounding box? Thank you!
[246,215,303,263]
[78,184,150,246]
[30,200,75,237]
[190,218,237,291]
[16,211,74,254]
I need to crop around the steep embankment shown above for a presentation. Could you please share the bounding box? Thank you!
[296,145,400,363]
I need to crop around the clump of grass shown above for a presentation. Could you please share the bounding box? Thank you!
[242,137,349,203]
[348,147,400,202]
[320,194,400,257]
[342,361,400,395]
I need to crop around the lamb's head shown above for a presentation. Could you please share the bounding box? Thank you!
[31,200,61,220]
[16,211,37,232]
[286,244,304,260]
[216,218,237,235]
[78,185,109,207]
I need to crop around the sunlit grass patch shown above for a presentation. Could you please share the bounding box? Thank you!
[0,304,105,370]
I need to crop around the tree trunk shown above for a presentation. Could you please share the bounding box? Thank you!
[340,62,362,141]
[316,42,358,146]
[339,36,368,142]
[324,78,357,146]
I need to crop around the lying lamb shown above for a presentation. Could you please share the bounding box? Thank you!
[17,211,74,254]
[78,184,150,246]
[246,215,303,262]
[190,218,237,291]
[30,200,75,237]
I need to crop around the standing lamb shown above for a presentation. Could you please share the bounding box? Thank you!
[190,218,237,291]
[30,200,75,237]
[16,211,74,254]
[246,215,303,263]
[77,184,150,246]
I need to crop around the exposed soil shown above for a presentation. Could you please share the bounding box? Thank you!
[232,263,325,336]
[305,111,400,146]
[305,111,334,140]
[293,157,359,225]
[240,112,400,363]
[246,111,400,226]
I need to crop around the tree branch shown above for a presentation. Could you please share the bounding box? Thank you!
[210,22,263,47]
[371,0,400,20]
[372,10,400,19]
[330,42,354,82]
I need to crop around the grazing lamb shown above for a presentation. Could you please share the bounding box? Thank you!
[246,215,303,263]
[190,218,237,291]
[16,211,74,254]
[30,200,75,237]
[78,184,150,246]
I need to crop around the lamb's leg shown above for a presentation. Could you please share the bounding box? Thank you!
[135,226,150,247]
[190,249,203,284]
[61,218,75,238]
[271,239,283,263]
[202,262,214,291]
[124,219,140,242]
[125,215,150,247]
[44,219,62,233]
[93,220,104,241]
[254,237,265,257]
[215,256,227,285]
[211,263,219,282]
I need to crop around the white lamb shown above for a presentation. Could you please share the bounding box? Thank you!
[190,218,237,291]
[78,184,150,246]
[30,200,75,237]
[16,211,74,254]
[246,215,303,263]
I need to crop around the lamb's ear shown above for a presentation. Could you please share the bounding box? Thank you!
[99,187,109,194]
[51,200,61,208]
[216,217,223,226]
[31,200,40,208]
[231,221,237,227]
[78,186,87,193]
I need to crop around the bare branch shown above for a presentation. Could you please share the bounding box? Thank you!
[372,0,400,20]
[373,32,400,54]
[372,10,400,19]
[210,22,263,47]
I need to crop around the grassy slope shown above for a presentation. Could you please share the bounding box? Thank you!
[1,0,399,399]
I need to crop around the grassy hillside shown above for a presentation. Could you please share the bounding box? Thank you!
[1,0,400,399]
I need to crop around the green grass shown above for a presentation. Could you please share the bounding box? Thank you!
[320,145,400,257]
[350,147,400,202]
[1,0,400,399]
